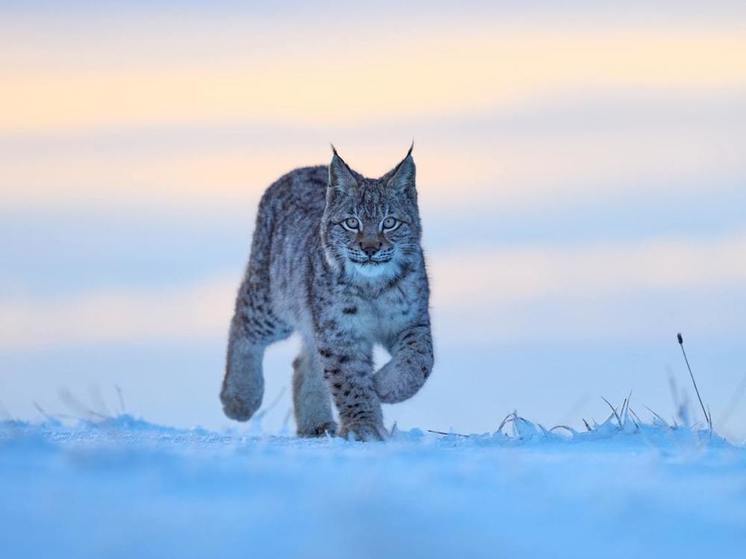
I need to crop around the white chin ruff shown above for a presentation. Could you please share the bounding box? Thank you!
[349,261,395,279]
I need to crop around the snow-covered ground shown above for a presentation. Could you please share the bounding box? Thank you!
[2,413,745,559]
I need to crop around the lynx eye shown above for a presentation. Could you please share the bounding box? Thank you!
[342,217,360,231]
[382,217,399,231]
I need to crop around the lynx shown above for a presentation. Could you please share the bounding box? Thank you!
[220,147,433,441]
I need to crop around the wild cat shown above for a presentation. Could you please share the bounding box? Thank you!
[220,147,433,441]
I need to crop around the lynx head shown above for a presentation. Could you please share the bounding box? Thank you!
[321,146,422,282]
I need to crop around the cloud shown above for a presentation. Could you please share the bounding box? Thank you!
[1,94,744,213]
[431,234,746,305]
[2,26,746,133]
[3,234,745,351]
[430,234,746,345]
[0,278,235,351]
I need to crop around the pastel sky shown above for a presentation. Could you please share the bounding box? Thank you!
[2,2,745,438]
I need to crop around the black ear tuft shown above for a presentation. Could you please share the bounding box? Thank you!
[328,146,357,193]
[386,145,416,191]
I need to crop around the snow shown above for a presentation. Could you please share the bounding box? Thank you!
[1,414,745,559]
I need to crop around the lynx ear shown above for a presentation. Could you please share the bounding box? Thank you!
[385,144,416,192]
[328,146,358,193]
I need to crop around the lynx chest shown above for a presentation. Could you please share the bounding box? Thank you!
[339,286,416,345]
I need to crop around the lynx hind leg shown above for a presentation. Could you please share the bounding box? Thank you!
[292,348,337,437]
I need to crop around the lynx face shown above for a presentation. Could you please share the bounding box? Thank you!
[322,149,421,281]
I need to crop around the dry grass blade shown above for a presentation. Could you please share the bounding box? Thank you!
[115,385,127,415]
[426,429,470,438]
[253,386,287,422]
[620,391,633,423]
[58,388,108,420]
[496,412,514,435]
[627,407,642,428]
[677,333,712,431]
[644,405,669,427]
[32,402,56,422]
[601,397,623,428]
[550,425,574,434]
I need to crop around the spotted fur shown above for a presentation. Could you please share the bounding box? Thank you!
[220,148,433,441]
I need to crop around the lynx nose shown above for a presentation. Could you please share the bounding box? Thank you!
[360,241,381,257]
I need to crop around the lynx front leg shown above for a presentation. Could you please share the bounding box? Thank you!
[292,346,337,437]
[221,278,292,422]
[316,336,386,441]
[221,316,265,421]
[374,323,434,404]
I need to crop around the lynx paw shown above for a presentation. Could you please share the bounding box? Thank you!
[373,362,403,404]
[220,389,261,422]
[338,421,388,442]
[374,360,427,404]
[297,421,338,438]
